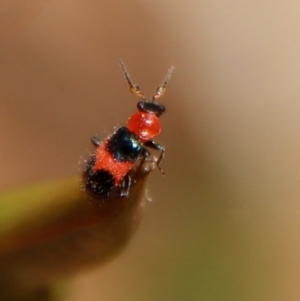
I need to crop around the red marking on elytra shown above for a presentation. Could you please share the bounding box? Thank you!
[94,140,132,185]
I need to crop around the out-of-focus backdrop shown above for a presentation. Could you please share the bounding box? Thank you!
[1,1,300,300]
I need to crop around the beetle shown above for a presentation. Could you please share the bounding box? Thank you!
[83,60,174,198]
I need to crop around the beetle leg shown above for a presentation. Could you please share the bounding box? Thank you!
[91,136,101,147]
[144,140,165,175]
[119,174,131,198]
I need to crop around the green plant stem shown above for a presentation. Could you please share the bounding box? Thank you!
[0,163,151,300]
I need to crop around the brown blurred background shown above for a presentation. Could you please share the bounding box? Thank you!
[1,0,300,300]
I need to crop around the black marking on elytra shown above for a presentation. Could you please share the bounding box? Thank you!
[107,127,142,162]
[83,155,115,198]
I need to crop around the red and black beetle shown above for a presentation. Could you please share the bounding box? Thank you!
[84,60,174,198]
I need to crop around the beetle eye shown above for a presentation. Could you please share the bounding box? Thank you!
[137,101,165,116]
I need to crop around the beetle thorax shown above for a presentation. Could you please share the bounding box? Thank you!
[127,111,161,142]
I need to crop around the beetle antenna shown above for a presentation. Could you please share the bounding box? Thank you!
[152,65,174,101]
[119,60,145,100]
